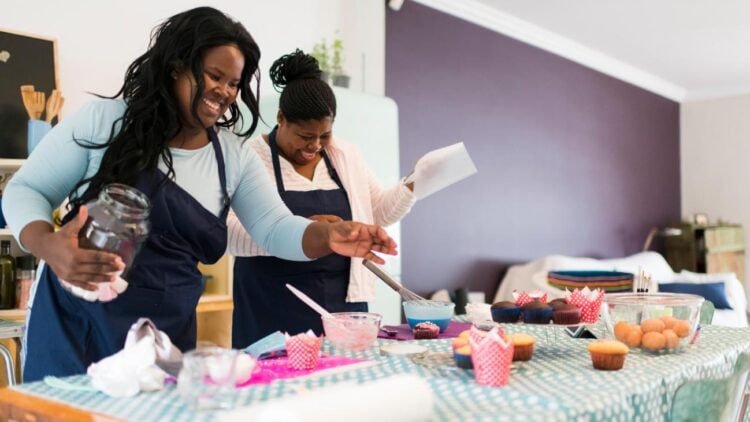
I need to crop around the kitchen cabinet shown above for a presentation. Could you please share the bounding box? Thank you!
[665,223,745,282]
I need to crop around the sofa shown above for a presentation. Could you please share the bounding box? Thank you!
[493,252,748,327]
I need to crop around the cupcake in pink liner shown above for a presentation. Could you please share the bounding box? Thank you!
[285,331,323,370]
[469,327,513,387]
[512,290,548,307]
[565,287,605,323]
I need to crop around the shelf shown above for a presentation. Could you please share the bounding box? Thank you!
[0,159,25,169]
[0,294,231,321]
[0,309,27,321]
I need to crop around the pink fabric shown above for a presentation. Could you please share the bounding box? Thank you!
[236,355,368,387]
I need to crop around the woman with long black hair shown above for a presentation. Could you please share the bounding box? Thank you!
[2,7,396,382]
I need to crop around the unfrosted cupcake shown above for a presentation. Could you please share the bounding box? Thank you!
[490,301,521,323]
[587,340,629,370]
[507,333,536,361]
[552,304,581,325]
[413,322,440,339]
[521,301,552,324]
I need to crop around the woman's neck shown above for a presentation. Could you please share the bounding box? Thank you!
[170,127,210,149]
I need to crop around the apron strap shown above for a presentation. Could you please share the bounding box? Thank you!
[207,128,230,219]
[268,125,348,196]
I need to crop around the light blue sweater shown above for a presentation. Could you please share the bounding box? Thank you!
[2,98,311,261]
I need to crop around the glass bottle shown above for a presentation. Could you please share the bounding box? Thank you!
[0,240,16,309]
[78,183,151,273]
[15,255,36,310]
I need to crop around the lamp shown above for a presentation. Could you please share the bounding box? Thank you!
[642,227,683,252]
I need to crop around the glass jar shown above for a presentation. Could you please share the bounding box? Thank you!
[15,255,36,310]
[177,347,243,410]
[79,183,151,271]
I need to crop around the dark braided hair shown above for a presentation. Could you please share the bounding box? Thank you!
[269,49,336,122]
[66,7,261,214]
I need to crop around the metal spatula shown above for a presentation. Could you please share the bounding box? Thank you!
[363,260,438,305]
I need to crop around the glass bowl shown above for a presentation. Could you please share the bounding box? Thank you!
[601,293,704,354]
[403,300,455,332]
[322,312,382,351]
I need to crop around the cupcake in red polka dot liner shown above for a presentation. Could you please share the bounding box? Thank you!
[512,289,548,307]
[469,326,513,387]
[285,330,323,370]
[564,287,605,323]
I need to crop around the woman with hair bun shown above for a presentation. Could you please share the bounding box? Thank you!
[3,10,396,382]
[228,49,417,347]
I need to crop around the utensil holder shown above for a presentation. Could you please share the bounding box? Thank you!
[27,119,51,156]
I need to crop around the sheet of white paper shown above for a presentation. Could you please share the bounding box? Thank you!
[405,142,477,200]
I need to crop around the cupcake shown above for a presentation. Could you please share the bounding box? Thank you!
[548,298,569,311]
[453,345,473,369]
[552,304,581,325]
[587,340,629,370]
[413,322,440,339]
[507,333,535,361]
[490,301,521,323]
[521,301,553,324]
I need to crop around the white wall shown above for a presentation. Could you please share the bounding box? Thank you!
[2,0,385,116]
[681,94,750,301]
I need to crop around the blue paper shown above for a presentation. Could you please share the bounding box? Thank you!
[243,331,287,359]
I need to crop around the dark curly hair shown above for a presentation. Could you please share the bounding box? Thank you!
[269,49,336,122]
[67,7,261,213]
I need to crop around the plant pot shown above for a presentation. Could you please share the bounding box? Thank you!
[320,71,331,84]
[332,74,350,88]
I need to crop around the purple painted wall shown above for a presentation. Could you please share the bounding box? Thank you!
[386,2,680,300]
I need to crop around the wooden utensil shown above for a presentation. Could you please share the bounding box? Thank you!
[19,85,35,119]
[30,91,46,120]
[45,89,64,123]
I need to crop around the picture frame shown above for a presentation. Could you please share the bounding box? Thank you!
[0,28,59,159]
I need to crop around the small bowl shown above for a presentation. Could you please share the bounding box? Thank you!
[322,312,382,351]
[602,293,703,354]
[403,300,455,332]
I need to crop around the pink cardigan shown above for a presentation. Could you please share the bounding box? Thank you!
[227,135,416,301]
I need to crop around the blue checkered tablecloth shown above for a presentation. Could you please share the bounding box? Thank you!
[11,324,750,421]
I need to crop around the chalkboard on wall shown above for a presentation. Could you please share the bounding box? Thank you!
[0,29,58,159]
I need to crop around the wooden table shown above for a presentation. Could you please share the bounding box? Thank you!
[0,388,120,422]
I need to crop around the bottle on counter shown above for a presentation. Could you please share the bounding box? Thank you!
[0,240,16,309]
[15,255,36,310]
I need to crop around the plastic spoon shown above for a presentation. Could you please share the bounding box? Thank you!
[286,284,334,318]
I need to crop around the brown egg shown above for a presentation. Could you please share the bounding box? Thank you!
[614,321,632,342]
[641,318,666,333]
[660,316,677,330]
[642,331,667,351]
[663,329,681,349]
[673,320,691,338]
[625,326,643,347]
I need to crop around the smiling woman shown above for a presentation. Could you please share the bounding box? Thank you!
[226,49,418,347]
[2,7,397,383]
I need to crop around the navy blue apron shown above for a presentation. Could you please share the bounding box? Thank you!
[232,127,366,348]
[23,129,229,382]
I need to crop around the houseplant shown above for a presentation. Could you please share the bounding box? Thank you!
[311,40,331,83]
[330,38,350,88]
